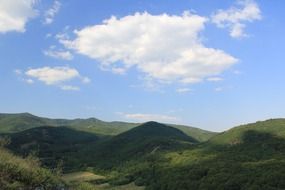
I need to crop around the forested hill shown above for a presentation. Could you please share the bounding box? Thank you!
[0,112,216,142]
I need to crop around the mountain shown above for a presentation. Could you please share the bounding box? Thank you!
[0,112,216,142]
[87,122,196,169]
[0,113,138,136]
[143,119,285,190]
[4,122,196,171]
[3,116,285,189]
[209,118,285,145]
[5,126,100,171]
[169,124,216,142]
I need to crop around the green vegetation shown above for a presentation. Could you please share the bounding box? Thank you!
[4,126,100,172]
[62,171,144,190]
[62,171,105,183]
[0,146,64,189]
[0,113,216,141]
[82,121,196,170]
[143,119,285,189]
[210,118,285,145]
[2,122,195,172]
[0,113,137,136]
[2,113,285,189]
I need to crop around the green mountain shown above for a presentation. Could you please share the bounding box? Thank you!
[3,122,196,172]
[0,112,216,142]
[210,118,285,145]
[5,126,100,171]
[86,122,196,169]
[0,112,138,136]
[3,112,285,189]
[144,119,285,190]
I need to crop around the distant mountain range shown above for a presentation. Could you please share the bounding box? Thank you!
[0,112,216,142]
[1,113,285,189]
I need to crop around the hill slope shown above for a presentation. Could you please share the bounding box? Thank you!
[144,119,285,190]
[3,117,285,189]
[0,146,63,189]
[90,122,196,168]
[4,122,196,172]
[209,118,285,145]
[0,113,216,142]
[0,113,137,136]
[5,126,100,171]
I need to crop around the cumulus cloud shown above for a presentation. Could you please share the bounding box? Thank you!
[211,0,261,38]
[25,66,79,85]
[44,0,61,24]
[22,66,90,90]
[43,47,73,60]
[62,12,237,85]
[123,113,179,123]
[0,0,37,33]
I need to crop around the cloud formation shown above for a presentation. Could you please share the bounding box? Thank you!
[63,12,237,84]
[44,0,61,24]
[212,0,261,38]
[43,47,73,60]
[0,0,37,33]
[24,66,89,90]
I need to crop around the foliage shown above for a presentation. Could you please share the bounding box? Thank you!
[0,147,64,189]
[2,118,285,189]
[0,113,216,141]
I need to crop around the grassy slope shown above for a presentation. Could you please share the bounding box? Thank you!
[62,172,144,190]
[0,147,63,189]
[3,118,285,189]
[169,124,216,142]
[0,113,216,142]
[146,119,285,190]
[209,118,285,145]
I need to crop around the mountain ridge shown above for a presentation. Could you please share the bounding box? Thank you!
[0,112,216,142]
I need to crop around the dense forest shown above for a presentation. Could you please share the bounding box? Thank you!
[1,113,285,189]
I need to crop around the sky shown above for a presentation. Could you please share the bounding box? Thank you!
[0,0,285,132]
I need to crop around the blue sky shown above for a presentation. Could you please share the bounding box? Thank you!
[0,0,285,131]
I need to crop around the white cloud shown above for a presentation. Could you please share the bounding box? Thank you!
[63,12,237,85]
[123,113,179,123]
[44,0,61,25]
[25,66,79,85]
[211,0,261,38]
[23,66,90,90]
[176,88,192,93]
[43,48,73,60]
[0,0,37,33]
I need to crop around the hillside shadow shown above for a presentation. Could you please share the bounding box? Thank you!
[148,130,285,190]
[3,126,102,171]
